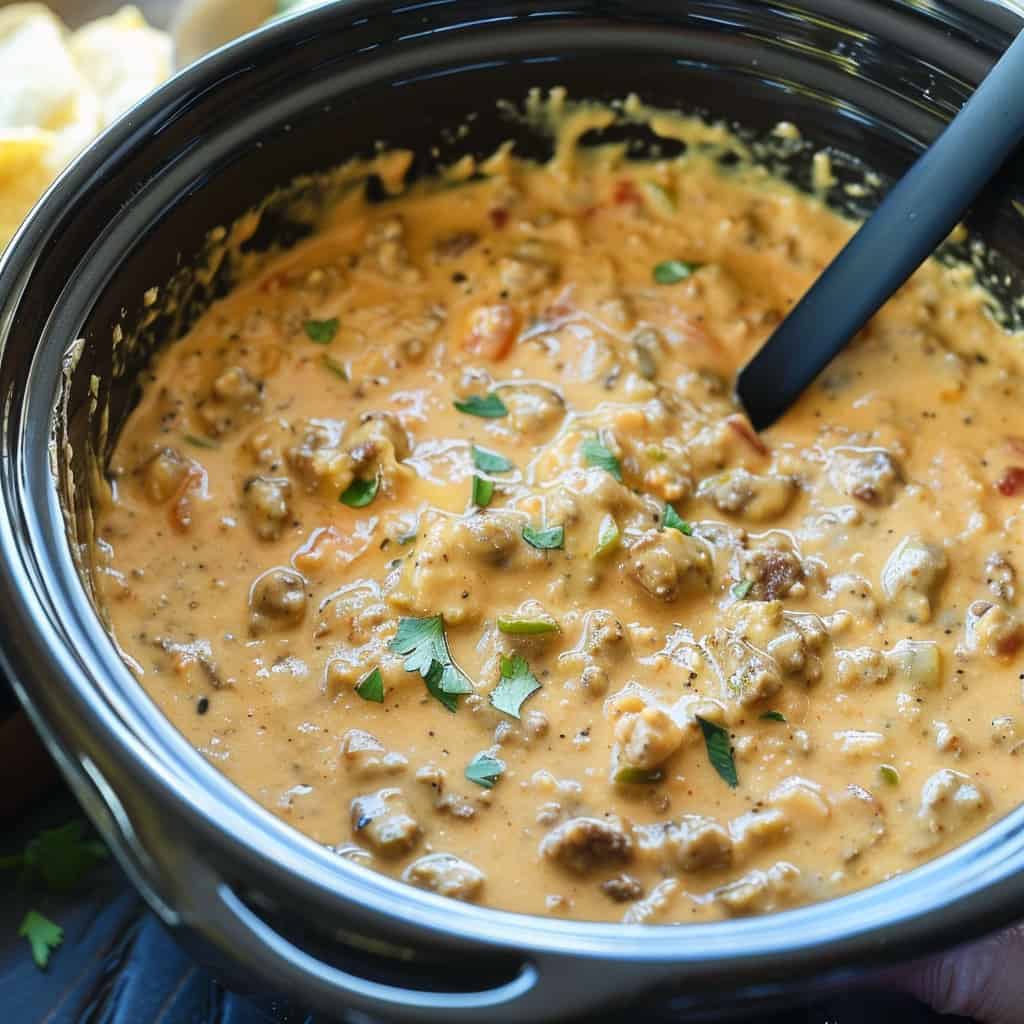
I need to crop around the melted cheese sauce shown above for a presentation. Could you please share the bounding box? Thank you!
[93,112,1024,923]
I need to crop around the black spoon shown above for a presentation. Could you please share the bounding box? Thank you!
[736,29,1024,431]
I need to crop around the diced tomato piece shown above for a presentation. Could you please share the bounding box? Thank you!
[613,179,640,206]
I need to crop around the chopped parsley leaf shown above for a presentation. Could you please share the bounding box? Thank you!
[19,911,62,969]
[760,710,787,723]
[424,661,464,711]
[653,259,702,284]
[490,654,541,718]
[472,445,514,473]
[879,764,901,786]
[453,393,508,418]
[304,317,339,344]
[465,752,505,789]
[340,476,379,508]
[696,716,738,788]
[355,668,384,703]
[522,524,564,550]
[663,504,693,535]
[0,820,107,892]
[731,579,753,600]
[581,436,623,481]
[389,616,449,677]
[472,475,495,507]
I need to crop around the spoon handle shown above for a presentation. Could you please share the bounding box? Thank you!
[737,29,1024,430]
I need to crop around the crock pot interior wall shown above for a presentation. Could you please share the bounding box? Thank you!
[6,0,1024,1019]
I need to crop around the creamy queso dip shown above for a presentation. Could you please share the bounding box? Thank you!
[92,100,1024,923]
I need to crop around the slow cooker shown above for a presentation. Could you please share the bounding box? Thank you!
[3,1,1024,1019]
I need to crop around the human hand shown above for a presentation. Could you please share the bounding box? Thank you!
[896,925,1024,1023]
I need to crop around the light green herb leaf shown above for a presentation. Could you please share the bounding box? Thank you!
[696,716,738,788]
[424,661,459,712]
[663,504,692,535]
[653,259,702,284]
[389,616,448,677]
[439,662,474,695]
[472,445,514,473]
[304,317,339,344]
[321,353,349,380]
[879,764,901,786]
[581,436,623,481]
[731,579,754,600]
[522,524,564,550]
[465,752,505,789]
[760,710,787,723]
[496,615,559,636]
[472,475,495,507]
[594,514,620,557]
[340,476,379,509]
[355,668,384,703]
[19,911,63,969]
[453,393,508,418]
[490,654,541,718]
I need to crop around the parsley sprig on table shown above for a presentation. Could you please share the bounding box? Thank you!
[1,821,108,968]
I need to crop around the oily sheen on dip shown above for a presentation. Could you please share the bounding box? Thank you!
[92,96,1024,923]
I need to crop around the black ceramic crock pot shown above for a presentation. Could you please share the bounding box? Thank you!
[3,1,1024,1020]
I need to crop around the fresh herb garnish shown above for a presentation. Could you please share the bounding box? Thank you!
[425,661,459,712]
[453,393,508,418]
[390,616,449,677]
[0,820,108,891]
[663,504,693,535]
[321,352,349,380]
[594,514,620,557]
[472,445,514,473]
[390,616,472,709]
[879,764,900,786]
[696,716,738,788]
[613,765,664,785]
[183,434,218,450]
[304,317,339,344]
[18,911,62,969]
[522,524,564,550]
[355,668,384,703]
[340,476,379,508]
[465,752,505,789]
[496,615,559,635]
[490,653,541,718]
[760,710,787,723]
[653,259,702,284]
[472,475,495,507]
[581,436,623,482]
[731,579,754,600]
